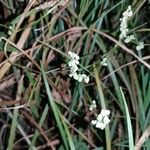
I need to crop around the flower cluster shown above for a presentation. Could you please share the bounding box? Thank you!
[68,51,89,83]
[120,6,144,51]
[136,42,144,51]
[89,101,110,130]
[119,5,134,40]
[124,35,135,43]
[91,109,111,130]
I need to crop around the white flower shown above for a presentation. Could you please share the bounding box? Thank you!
[71,65,78,73]
[97,114,103,121]
[95,121,106,130]
[123,5,133,18]
[103,116,110,124]
[68,51,79,60]
[89,100,97,111]
[73,53,80,61]
[120,20,127,28]
[68,59,79,66]
[120,22,128,33]
[119,28,129,39]
[69,72,78,78]
[101,57,108,66]
[119,6,133,39]
[72,72,79,80]
[100,109,111,117]
[136,42,144,51]
[122,5,133,18]
[91,109,111,130]
[81,74,90,83]
[76,74,83,82]
[68,61,78,70]
[91,120,97,125]
[124,35,135,43]
[84,75,89,83]
[67,51,90,83]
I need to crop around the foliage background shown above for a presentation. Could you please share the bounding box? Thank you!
[0,0,150,149]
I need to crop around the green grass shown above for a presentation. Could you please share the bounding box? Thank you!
[0,0,149,149]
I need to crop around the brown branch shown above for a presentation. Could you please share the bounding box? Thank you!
[102,55,150,80]
[135,125,150,150]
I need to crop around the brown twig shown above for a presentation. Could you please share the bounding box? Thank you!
[135,125,150,150]
[0,100,21,107]
[0,74,16,91]
[13,127,57,148]
[102,55,150,80]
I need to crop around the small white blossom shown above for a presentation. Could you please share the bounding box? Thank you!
[89,100,97,111]
[68,57,79,66]
[124,35,135,43]
[101,58,108,66]
[91,120,97,125]
[69,72,77,78]
[120,22,128,32]
[71,65,78,73]
[81,74,86,78]
[97,114,103,121]
[119,28,129,39]
[68,51,79,60]
[122,5,133,18]
[84,75,90,83]
[76,74,83,82]
[81,74,90,83]
[120,20,127,28]
[103,116,110,124]
[91,109,110,130]
[95,121,106,130]
[101,109,111,117]
[72,72,79,80]
[136,42,144,51]
[69,61,78,72]
[125,35,135,42]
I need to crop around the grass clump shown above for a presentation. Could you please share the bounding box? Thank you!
[0,0,150,149]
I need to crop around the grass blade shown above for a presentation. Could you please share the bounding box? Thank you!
[120,87,134,150]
